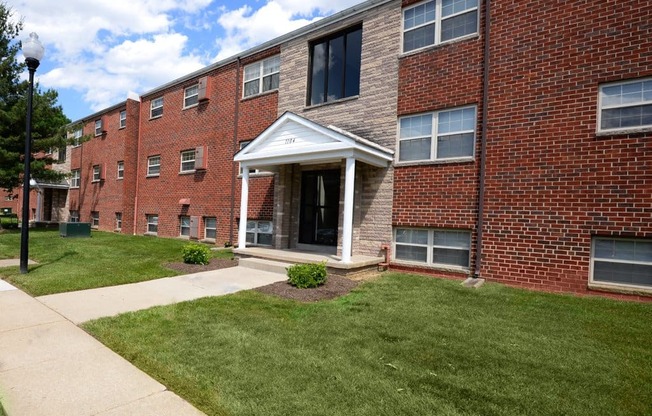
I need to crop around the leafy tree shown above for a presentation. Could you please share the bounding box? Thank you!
[0,2,70,192]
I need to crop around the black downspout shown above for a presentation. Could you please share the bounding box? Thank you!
[229,58,242,246]
[475,0,491,278]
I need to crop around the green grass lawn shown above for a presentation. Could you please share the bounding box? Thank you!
[0,229,232,296]
[84,273,652,416]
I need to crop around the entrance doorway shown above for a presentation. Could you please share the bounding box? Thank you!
[299,170,340,246]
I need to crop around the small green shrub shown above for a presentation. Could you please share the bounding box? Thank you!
[287,262,328,288]
[182,243,211,265]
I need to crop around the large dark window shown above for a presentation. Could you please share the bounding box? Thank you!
[309,25,362,106]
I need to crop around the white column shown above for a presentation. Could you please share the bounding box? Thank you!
[341,157,355,263]
[238,167,249,249]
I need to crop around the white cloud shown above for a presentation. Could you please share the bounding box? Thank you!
[213,0,363,60]
[5,0,365,119]
[40,33,205,112]
[6,0,211,114]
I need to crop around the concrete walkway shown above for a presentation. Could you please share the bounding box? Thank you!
[0,265,286,415]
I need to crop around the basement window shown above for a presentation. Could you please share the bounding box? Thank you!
[246,220,273,246]
[146,214,158,235]
[204,217,217,240]
[394,228,470,269]
[591,237,652,290]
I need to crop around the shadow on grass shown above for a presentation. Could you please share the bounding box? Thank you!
[28,249,79,272]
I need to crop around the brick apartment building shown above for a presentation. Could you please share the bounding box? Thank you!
[19,0,651,299]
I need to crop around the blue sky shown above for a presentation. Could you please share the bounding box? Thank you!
[7,0,364,122]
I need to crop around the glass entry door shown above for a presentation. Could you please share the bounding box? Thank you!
[299,170,340,246]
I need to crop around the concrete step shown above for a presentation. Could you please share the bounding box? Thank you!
[238,257,291,276]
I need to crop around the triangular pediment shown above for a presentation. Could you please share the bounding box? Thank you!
[234,112,393,168]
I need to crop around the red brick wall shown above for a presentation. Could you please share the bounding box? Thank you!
[135,52,278,244]
[68,105,132,231]
[482,0,652,294]
[393,2,485,275]
[136,64,238,243]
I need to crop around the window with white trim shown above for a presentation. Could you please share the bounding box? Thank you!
[115,212,122,230]
[184,84,199,108]
[72,127,82,146]
[71,169,80,188]
[146,214,158,234]
[394,228,470,268]
[246,220,273,246]
[117,161,124,179]
[150,97,163,118]
[92,165,101,182]
[91,211,99,228]
[180,150,195,173]
[591,237,652,289]
[179,216,190,237]
[69,210,79,222]
[204,217,217,240]
[599,78,652,132]
[398,106,476,162]
[243,55,280,98]
[94,119,103,136]
[58,147,66,162]
[119,110,126,128]
[403,0,478,53]
[147,155,161,176]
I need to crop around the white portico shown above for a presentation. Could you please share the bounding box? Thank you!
[234,112,393,263]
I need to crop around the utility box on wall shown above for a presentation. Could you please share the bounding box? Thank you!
[59,222,91,237]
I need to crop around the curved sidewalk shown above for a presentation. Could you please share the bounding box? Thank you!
[0,266,286,415]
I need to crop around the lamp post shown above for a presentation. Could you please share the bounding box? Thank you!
[19,33,44,274]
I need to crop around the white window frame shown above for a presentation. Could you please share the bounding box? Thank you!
[71,169,80,188]
[393,228,471,269]
[117,161,124,179]
[598,78,652,133]
[69,210,80,222]
[590,237,652,291]
[115,212,122,230]
[180,150,196,173]
[397,105,476,163]
[146,214,158,234]
[179,215,190,237]
[246,220,273,246]
[91,211,99,228]
[204,217,217,240]
[184,84,199,108]
[147,155,161,176]
[119,110,126,128]
[150,97,163,119]
[243,55,281,98]
[94,119,103,136]
[92,165,101,182]
[402,0,479,54]
[72,127,82,147]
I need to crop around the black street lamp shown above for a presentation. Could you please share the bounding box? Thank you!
[19,32,44,274]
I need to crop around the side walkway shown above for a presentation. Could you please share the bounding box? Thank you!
[0,266,286,415]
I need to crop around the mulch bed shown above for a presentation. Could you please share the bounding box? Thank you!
[164,258,238,274]
[165,258,360,302]
[254,275,360,302]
